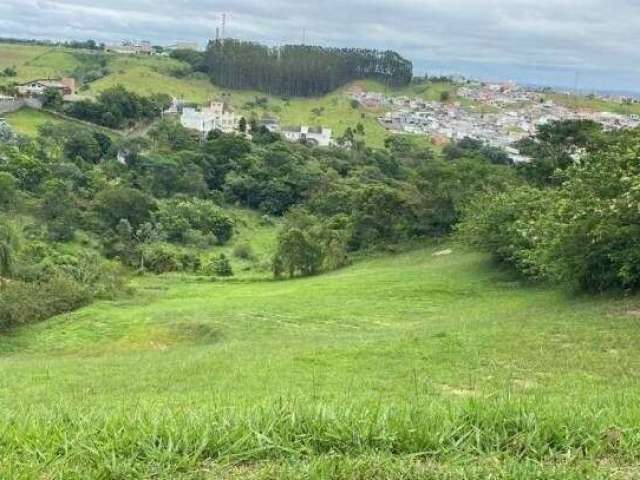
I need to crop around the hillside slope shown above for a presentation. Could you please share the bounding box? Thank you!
[2,245,640,478]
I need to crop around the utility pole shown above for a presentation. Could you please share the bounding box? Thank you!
[221,13,226,44]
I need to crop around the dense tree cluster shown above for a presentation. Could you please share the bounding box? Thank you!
[64,86,171,129]
[461,121,640,292]
[175,39,413,97]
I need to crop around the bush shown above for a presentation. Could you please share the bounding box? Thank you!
[208,253,234,277]
[138,243,183,274]
[137,243,200,274]
[233,243,255,260]
[460,129,640,292]
[155,198,234,245]
[0,275,91,330]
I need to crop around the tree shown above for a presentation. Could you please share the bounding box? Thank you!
[440,91,451,102]
[94,186,156,231]
[40,180,80,241]
[0,220,19,286]
[198,39,412,97]
[273,228,323,278]
[0,172,19,210]
[42,88,63,110]
[212,253,233,277]
[63,129,102,164]
[238,117,247,133]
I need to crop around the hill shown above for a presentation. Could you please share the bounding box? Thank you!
[2,245,640,478]
[0,43,421,148]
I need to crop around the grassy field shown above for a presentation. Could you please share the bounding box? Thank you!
[3,107,120,137]
[2,244,640,478]
[0,43,83,86]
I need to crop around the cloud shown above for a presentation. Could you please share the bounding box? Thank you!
[1,0,639,91]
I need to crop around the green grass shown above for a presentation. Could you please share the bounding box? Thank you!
[4,108,75,136]
[4,107,120,137]
[2,244,640,477]
[544,92,640,115]
[0,43,83,86]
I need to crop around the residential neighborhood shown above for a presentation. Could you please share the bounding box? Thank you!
[352,81,640,160]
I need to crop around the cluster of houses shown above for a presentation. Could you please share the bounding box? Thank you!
[352,81,640,161]
[171,98,333,146]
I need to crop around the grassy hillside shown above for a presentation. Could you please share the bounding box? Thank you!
[4,107,122,138]
[544,92,640,115]
[2,245,640,477]
[0,43,83,86]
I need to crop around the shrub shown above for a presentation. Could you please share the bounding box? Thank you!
[155,199,234,245]
[233,243,255,260]
[138,243,183,274]
[0,275,91,330]
[209,253,234,277]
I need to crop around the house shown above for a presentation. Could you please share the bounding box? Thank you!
[16,78,76,97]
[180,101,242,135]
[281,125,333,146]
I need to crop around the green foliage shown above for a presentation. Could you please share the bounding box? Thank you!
[65,85,169,129]
[233,242,255,260]
[0,172,19,210]
[273,209,349,278]
[461,128,640,292]
[139,242,199,274]
[199,39,413,97]
[210,253,234,277]
[94,186,157,231]
[0,218,19,281]
[515,119,605,185]
[41,87,63,110]
[0,274,91,330]
[155,198,234,245]
[39,179,81,241]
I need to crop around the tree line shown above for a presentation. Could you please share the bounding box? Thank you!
[173,39,413,97]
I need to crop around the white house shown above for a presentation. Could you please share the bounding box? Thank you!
[281,126,333,146]
[180,101,241,134]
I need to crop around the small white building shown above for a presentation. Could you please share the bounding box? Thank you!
[180,101,241,134]
[281,126,333,146]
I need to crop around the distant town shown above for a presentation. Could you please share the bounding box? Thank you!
[352,81,640,162]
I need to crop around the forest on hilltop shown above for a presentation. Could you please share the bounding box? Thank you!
[173,39,413,97]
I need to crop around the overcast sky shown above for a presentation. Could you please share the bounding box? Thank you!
[2,0,639,93]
